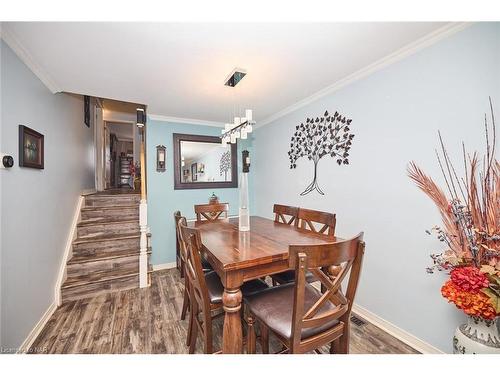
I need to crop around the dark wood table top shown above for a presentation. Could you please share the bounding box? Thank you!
[189,216,338,271]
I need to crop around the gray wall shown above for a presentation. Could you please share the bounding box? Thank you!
[0,40,95,350]
[252,23,500,352]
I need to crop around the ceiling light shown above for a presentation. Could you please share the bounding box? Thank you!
[224,68,247,87]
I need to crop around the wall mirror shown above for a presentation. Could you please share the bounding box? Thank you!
[173,133,238,190]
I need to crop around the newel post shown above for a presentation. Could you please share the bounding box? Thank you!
[138,111,149,288]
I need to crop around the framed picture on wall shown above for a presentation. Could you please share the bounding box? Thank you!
[19,125,44,169]
[191,163,198,181]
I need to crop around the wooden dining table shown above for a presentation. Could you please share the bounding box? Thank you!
[188,215,339,354]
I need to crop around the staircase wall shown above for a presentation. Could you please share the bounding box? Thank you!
[0,40,95,351]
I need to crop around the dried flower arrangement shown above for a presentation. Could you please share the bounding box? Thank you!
[408,98,499,320]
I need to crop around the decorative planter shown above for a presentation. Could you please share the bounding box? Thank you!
[209,193,219,205]
[453,316,500,354]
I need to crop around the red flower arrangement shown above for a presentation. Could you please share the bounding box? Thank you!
[441,267,496,320]
[408,99,500,320]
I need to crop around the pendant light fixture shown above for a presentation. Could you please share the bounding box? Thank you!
[221,68,255,145]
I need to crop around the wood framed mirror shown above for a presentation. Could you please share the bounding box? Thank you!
[173,133,238,190]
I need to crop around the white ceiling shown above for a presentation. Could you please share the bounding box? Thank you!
[3,22,456,125]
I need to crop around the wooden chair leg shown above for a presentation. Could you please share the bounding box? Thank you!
[186,302,194,346]
[188,303,198,353]
[336,321,350,354]
[337,331,349,354]
[247,315,256,354]
[181,286,189,320]
[180,258,185,278]
[330,338,340,354]
[260,323,269,354]
[203,315,213,354]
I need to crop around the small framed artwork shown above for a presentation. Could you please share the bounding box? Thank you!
[84,95,90,127]
[19,125,44,169]
[191,163,198,181]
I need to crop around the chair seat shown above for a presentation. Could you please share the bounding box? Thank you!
[204,271,269,304]
[271,270,316,284]
[244,283,340,340]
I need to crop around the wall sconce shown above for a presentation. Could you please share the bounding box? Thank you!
[156,145,166,172]
[137,108,146,128]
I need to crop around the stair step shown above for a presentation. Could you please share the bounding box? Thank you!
[80,205,139,221]
[78,218,138,226]
[66,249,151,278]
[63,268,141,289]
[69,248,143,264]
[85,194,141,208]
[61,266,153,302]
[72,232,140,256]
[73,232,140,245]
[62,189,149,303]
[77,219,139,237]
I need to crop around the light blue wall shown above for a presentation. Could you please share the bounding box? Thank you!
[252,23,500,353]
[0,40,95,349]
[146,119,253,266]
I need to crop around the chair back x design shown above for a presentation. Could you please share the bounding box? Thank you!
[296,208,336,237]
[178,223,211,313]
[178,221,217,353]
[174,211,186,269]
[273,204,299,226]
[194,203,229,222]
[288,232,364,353]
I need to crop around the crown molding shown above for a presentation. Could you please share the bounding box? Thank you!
[1,24,61,94]
[257,22,472,129]
[148,114,224,128]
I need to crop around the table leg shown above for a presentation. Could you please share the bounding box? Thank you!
[222,287,243,353]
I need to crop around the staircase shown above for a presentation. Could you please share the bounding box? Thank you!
[61,191,150,302]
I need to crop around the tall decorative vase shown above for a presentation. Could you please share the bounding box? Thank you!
[239,150,250,232]
[453,316,500,354]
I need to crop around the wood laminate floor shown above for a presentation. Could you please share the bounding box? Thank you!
[31,269,419,354]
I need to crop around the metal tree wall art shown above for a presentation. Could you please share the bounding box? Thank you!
[288,110,355,196]
[220,150,231,181]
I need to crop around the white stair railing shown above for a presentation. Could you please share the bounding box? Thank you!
[139,128,149,288]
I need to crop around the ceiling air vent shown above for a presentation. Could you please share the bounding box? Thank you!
[224,68,247,87]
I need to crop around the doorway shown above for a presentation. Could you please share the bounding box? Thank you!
[106,122,135,189]
[93,97,144,192]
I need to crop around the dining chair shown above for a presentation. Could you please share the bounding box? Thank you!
[273,204,299,226]
[174,212,213,322]
[194,202,229,222]
[296,208,336,236]
[178,221,269,354]
[174,211,185,278]
[245,233,365,354]
[272,208,336,285]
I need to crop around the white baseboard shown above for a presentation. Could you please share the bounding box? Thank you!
[17,302,57,354]
[352,304,444,354]
[55,194,84,306]
[152,262,177,271]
